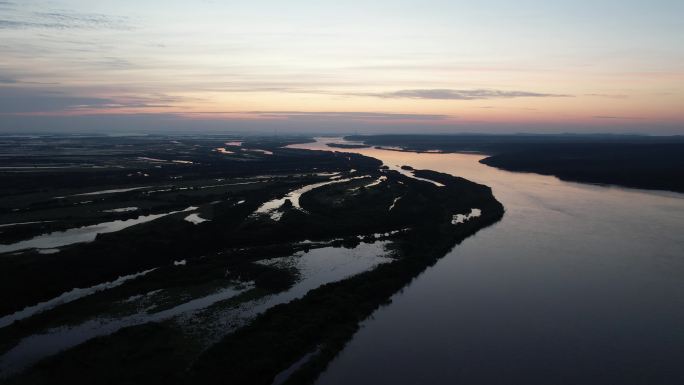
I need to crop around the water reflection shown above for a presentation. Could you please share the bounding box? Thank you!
[290,138,684,385]
[0,284,249,376]
[193,242,393,344]
[253,175,368,221]
[0,207,197,254]
[452,208,481,225]
[0,241,392,377]
[0,269,157,329]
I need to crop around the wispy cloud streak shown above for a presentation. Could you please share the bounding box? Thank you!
[0,88,179,114]
[180,111,451,121]
[243,111,450,121]
[351,89,572,100]
[0,9,129,30]
[593,115,646,120]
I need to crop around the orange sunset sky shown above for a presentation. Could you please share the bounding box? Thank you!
[1,0,682,134]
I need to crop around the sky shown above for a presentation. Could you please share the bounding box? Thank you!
[0,0,683,134]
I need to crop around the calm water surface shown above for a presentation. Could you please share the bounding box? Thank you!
[0,241,392,376]
[290,138,684,385]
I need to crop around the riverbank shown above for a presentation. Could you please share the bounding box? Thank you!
[295,137,684,385]
[1,136,504,384]
[346,134,684,193]
[190,171,504,385]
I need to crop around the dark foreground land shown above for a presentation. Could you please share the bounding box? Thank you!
[0,135,502,384]
[348,134,684,193]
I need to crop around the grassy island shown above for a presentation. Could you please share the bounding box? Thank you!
[0,135,503,384]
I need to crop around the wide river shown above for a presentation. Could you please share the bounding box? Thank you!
[290,138,684,385]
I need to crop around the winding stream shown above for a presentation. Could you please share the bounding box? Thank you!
[0,207,197,254]
[289,138,684,385]
[0,241,392,377]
